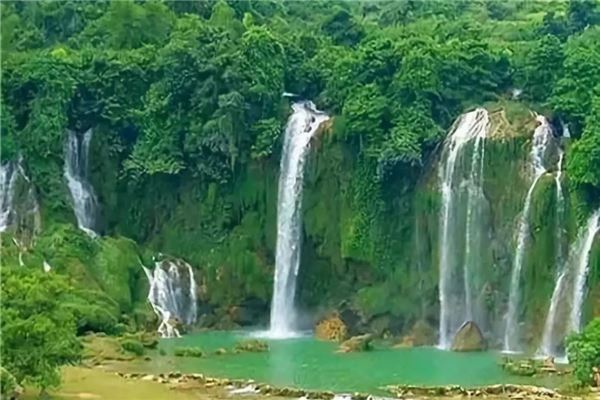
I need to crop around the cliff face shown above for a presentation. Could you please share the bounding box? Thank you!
[1,104,597,350]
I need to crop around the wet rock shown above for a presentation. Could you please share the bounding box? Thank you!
[141,374,154,381]
[315,314,348,342]
[338,334,373,353]
[214,347,227,355]
[451,321,486,351]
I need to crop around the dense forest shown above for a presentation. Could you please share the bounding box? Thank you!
[1,0,600,393]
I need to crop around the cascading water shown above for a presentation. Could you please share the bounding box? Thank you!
[538,150,566,357]
[0,162,19,232]
[438,108,489,349]
[64,129,99,236]
[569,210,600,333]
[268,101,329,339]
[144,259,198,338]
[504,116,553,353]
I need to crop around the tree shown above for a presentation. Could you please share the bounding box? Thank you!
[567,92,600,191]
[1,268,81,393]
[567,318,600,386]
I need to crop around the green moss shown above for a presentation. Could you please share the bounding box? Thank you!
[173,347,204,357]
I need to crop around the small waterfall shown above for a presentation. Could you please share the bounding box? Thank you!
[538,151,566,357]
[0,162,19,232]
[438,108,489,349]
[1,158,40,236]
[268,101,329,338]
[144,259,198,338]
[64,129,99,236]
[504,116,553,353]
[569,210,600,333]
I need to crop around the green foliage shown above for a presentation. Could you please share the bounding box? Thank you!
[0,367,20,399]
[567,318,600,386]
[120,339,145,356]
[174,347,204,357]
[0,268,81,390]
[568,92,600,191]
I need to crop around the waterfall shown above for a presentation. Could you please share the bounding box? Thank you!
[0,162,18,232]
[504,116,553,353]
[144,259,198,338]
[64,129,99,236]
[569,210,600,333]
[268,101,329,338]
[438,108,490,349]
[538,150,566,357]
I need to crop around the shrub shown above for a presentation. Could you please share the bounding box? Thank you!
[567,318,600,386]
[234,339,269,353]
[174,347,204,357]
[120,339,145,356]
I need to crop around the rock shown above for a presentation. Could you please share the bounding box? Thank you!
[234,339,268,353]
[450,321,486,351]
[315,314,348,342]
[338,334,373,353]
[214,348,227,355]
[141,374,154,381]
[395,320,435,347]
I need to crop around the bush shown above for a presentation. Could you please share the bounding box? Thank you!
[120,339,145,356]
[567,318,600,386]
[1,367,21,398]
[174,347,204,357]
[234,340,269,353]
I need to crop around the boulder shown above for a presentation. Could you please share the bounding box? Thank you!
[315,314,348,342]
[338,334,373,353]
[450,321,486,351]
[395,320,435,347]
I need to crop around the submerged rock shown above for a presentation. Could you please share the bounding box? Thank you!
[338,334,373,353]
[315,314,348,342]
[450,321,486,351]
[234,339,268,353]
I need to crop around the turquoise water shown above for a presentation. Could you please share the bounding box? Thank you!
[146,331,561,394]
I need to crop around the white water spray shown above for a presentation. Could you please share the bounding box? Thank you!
[569,210,600,333]
[64,129,99,236]
[438,108,489,349]
[538,150,566,357]
[504,116,553,353]
[268,101,329,339]
[144,259,198,338]
[0,162,19,232]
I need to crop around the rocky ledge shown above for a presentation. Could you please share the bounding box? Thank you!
[115,371,565,399]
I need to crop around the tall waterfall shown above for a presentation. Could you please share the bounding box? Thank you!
[0,162,19,232]
[504,116,553,353]
[64,129,99,236]
[143,259,198,338]
[438,108,489,349]
[569,210,600,333]
[268,101,329,338]
[538,150,566,357]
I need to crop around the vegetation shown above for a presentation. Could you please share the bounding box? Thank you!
[0,268,81,392]
[173,347,205,357]
[567,318,600,386]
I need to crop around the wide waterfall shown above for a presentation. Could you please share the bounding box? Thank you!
[64,129,99,236]
[504,116,553,353]
[268,101,329,338]
[538,150,566,357]
[569,210,600,333]
[143,259,198,338]
[438,108,490,349]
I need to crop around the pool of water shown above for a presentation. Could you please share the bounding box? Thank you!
[143,331,562,394]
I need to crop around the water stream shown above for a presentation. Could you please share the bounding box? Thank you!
[438,108,489,349]
[268,101,329,338]
[504,116,553,353]
[64,129,99,236]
